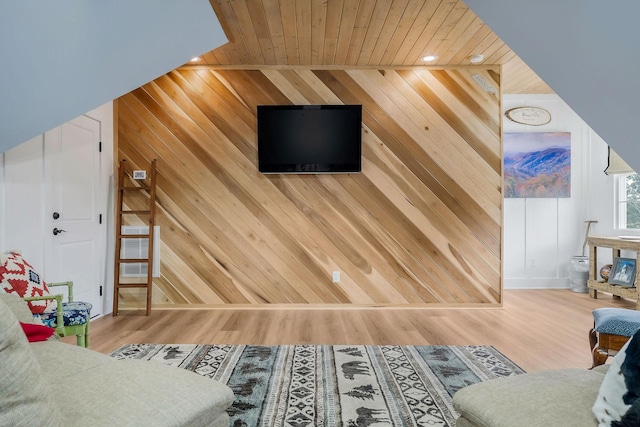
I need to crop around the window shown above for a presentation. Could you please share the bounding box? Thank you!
[616,173,640,229]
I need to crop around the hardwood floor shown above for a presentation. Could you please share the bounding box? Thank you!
[78,289,634,373]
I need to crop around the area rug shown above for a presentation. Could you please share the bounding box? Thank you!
[110,344,524,427]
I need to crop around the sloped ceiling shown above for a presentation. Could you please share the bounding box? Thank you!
[0,0,227,152]
[465,0,640,172]
[199,0,552,95]
[1,0,560,154]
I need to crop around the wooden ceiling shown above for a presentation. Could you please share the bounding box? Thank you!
[193,0,551,94]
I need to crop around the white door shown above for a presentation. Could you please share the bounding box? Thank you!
[44,115,103,316]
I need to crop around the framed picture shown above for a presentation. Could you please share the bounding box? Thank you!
[609,257,637,287]
[503,132,571,198]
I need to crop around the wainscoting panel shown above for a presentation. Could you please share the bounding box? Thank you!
[116,67,502,308]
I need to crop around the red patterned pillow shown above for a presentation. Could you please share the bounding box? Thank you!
[0,252,52,315]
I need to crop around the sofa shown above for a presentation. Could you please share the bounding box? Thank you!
[452,326,640,427]
[0,292,234,427]
[452,366,610,426]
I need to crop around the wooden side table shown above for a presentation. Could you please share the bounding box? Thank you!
[587,236,640,310]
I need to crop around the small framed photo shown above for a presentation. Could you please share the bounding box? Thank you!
[609,257,637,287]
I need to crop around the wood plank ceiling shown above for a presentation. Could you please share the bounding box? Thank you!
[194,0,552,94]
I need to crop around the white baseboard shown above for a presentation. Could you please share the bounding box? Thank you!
[504,278,571,289]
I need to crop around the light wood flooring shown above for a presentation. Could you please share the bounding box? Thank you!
[77,289,634,373]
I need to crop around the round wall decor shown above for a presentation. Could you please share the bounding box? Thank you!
[505,106,551,126]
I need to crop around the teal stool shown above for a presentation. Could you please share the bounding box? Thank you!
[590,307,640,367]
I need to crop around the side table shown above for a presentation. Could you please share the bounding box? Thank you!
[587,236,640,310]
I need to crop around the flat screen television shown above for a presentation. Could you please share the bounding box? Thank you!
[257,104,362,173]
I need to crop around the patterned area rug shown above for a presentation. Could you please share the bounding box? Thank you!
[110,344,524,426]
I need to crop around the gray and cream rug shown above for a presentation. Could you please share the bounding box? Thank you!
[110,344,524,427]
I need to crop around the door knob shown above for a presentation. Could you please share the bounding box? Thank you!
[53,212,60,220]
[53,228,67,236]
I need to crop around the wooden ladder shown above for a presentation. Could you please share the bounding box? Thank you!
[113,158,158,316]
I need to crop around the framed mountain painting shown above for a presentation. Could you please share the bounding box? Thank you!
[503,132,571,198]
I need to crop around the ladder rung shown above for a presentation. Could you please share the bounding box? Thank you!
[117,258,149,263]
[120,210,151,215]
[117,234,150,239]
[116,283,150,289]
[122,186,151,191]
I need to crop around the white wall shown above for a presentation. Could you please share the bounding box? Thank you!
[0,145,3,248]
[0,1,227,152]
[503,94,621,288]
[583,128,640,269]
[1,136,46,267]
[90,103,115,316]
[0,103,114,314]
[465,0,640,176]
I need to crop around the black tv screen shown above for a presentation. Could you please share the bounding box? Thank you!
[257,104,362,173]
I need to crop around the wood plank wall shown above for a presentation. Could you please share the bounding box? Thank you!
[116,67,502,308]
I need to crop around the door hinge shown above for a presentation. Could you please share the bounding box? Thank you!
[99,141,102,152]
[99,214,102,224]
[99,285,103,296]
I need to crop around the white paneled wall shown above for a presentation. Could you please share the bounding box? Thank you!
[0,102,114,314]
[2,136,46,269]
[503,94,615,288]
[0,146,4,251]
[525,198,560,278]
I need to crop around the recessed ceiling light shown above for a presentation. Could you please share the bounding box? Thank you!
[421,54,438,62]
[470,54,484,64]
[190,57,201,62]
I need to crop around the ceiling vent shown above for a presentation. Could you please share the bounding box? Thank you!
[472,74,497,93]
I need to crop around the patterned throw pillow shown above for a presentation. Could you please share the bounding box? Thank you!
[593,329,640,426]
[0,252,52,315]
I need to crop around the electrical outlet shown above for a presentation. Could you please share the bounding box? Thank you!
[332,271,340,283]
[530,258,536,267]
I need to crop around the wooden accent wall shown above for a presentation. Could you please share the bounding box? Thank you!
[116,67,502,308]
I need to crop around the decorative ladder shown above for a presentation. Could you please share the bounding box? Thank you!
[113,158,158,316]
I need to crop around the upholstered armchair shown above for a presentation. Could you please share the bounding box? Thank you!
[1,251,92,347]
[23,281,92,347]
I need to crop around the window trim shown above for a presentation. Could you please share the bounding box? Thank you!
[616,173,639,230]
[615,174,626,229]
